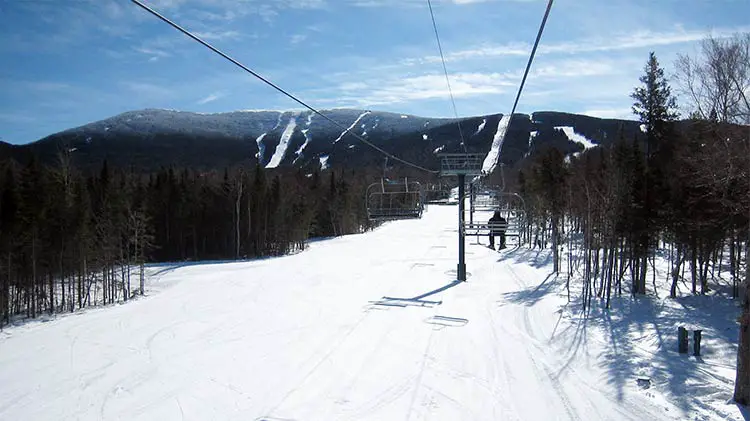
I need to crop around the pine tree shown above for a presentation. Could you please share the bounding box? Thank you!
[631,52,679,158]
[629,52,679,295]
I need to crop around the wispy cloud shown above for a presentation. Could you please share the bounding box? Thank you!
[120,81,174,99]
[410,25,750,65]
[193,30,242,41]
[324,72,516,106]
[134,46,172,61]
[197,91,225,104]
[290,34,308,45]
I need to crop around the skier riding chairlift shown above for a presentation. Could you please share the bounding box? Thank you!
[488,210,507,250]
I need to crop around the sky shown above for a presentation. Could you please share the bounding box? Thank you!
[1,0,748,144]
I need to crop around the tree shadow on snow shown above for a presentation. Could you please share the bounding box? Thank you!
[501,272,563,308]
[146,255,278,277]
[495,246,553,269]
[566,287,740,417]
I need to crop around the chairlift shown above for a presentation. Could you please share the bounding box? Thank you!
[464,189,527,248]
[366,178,425,221]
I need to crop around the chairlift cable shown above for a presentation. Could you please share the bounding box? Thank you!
[504,0,554,143]
[130,0,439,174]
[427,0,467,153]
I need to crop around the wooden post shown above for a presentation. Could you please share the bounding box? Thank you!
[678,326,689,354]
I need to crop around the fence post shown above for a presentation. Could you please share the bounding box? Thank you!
[693,329,702,356]
[678,326,688,354]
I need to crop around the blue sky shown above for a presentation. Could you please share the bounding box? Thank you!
[1,0,748,144]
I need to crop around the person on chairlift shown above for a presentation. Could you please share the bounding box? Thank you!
[488,210,507,250]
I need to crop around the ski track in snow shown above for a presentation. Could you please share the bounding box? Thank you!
[266,114,298,169]
[556,126,598,150]
[481,114,511,174]
[0,205,736,421]
[333,111,370,144]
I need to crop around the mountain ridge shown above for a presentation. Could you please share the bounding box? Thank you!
[0,108,645,173]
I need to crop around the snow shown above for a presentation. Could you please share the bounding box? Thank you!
[293,130,311,164]
[333,111,370,144]
[266,114,298,169]
[254,133,267,162]
[434,145,445,154]
[401,115,408,119]
[556,126,598,150]
[640,124,647,133]
[422,134,429,141]
[0,206,742,420]
[319,154,330,169]
[526,131,538,157]
[292,115,315,165]
[481,114,511,174]
[474,118,487,136]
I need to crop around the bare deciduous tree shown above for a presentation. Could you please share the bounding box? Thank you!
[676,34,750,124]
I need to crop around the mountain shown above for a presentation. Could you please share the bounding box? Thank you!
[0,108,645,173]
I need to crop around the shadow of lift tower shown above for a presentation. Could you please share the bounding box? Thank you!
[438,153,485,282]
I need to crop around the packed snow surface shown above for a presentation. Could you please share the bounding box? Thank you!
[482,114,511,174]
[0,206,741,420]
[266,114,298,168]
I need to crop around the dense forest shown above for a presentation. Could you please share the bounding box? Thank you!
[0,156,395,325]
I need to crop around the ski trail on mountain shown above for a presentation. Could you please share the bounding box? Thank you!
[333,111,371,144]
[267,113,298,168]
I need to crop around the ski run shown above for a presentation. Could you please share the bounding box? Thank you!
[0,205,741,420]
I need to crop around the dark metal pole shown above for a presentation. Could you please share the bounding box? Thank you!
[458,174,466,281]
[469,182,474,224]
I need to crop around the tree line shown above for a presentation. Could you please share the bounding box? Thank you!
[0,157,378,327]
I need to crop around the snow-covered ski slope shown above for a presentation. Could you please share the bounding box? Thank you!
[0,205,740,420]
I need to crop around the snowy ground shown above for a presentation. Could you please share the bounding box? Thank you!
[0,205,743,420]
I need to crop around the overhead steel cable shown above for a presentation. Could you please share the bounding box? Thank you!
[506,0,554,125]
[130,0,439,174]
[484,0,553,176]
[426,0,467,153]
